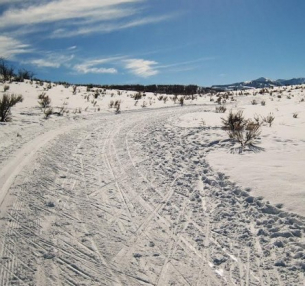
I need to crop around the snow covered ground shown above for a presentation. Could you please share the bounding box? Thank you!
[0,80,304,285]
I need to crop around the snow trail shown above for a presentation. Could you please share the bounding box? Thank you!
[0,106,304,285]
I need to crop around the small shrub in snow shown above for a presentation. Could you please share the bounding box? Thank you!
[293,113,298,118]
[134,92,142,100]
[115,101,121,114]
[261,100,266,106]
[141,101,147,108]
[215,105,227,113]
[179,97,184,106]
[72,85,77,95]
[221,110,246,132]
[251,99,258,105]
[38,93,51,110]
[228,121,261,149]
[3,85,9,92]
[114,100,120,108]
[94,90,100,99]
[263,113,275,127]
[109,100,114,108]
[0,93,23,122]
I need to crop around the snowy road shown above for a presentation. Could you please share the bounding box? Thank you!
[0,106,304,285]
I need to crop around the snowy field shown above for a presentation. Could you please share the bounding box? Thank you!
[0,80,305,285]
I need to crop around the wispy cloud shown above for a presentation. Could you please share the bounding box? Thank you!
[74,58,122,74]
[0,36,32,59]
[50,14,174,38]
[27,54,75,68]
[0,0,140,29]
[124,59,158,77]
[0,0,174,40]
[157,57,216,69]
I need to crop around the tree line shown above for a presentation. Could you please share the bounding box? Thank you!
[0,58,35,82]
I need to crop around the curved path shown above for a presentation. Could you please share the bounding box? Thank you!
[0,106,304,285]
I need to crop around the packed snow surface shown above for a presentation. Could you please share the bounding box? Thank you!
[0,80,304,285]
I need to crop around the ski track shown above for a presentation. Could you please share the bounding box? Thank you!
[0,106,304,285]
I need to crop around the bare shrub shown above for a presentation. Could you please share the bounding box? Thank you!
[228,123,261,149]
[261,100,266,106]
[72,85,77,95]
[253,114,262,125]
[179,97,184,106]
[251,99,257,105]
[0,93,23,122]
[115,101,121,114]
[134,92,142,100]
[263,113,275,127]
[94,90,100,99]
[109,100,114,108]
[293,113,298,118]
[114,100,120,108]
[3,85,9,92]
[141,101,147,108]
[221,110,246,131]
[222,110,262,150]
[215,105,226,113]
[38,93,51,109]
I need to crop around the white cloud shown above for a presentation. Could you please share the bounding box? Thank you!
[0,0,140,29]
[0,36,31,59]
[0,0,176,40]
[30,59,60,68]
[50,14,174,38]
[27,54,74,68]
[124,58,158,77]
[74,58,120,74]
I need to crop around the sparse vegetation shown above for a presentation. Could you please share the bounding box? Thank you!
[222,110,261,150]
[215,105,227,113]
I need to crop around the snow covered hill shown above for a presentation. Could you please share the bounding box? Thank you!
[212,77,305,90]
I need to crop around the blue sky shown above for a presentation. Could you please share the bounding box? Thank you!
[1,0,305,86]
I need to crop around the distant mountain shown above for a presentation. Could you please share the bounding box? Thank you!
[212,77,305,90]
